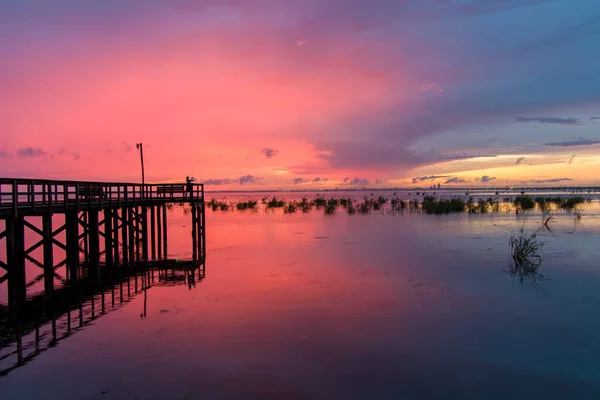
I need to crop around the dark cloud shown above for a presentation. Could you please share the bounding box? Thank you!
[293,177,306,185]
[261,148,279,158]
[591,117,600,120]
[411,175,451,184]
[542,138,600,147]
[0,151,11,159]
[522,177,573,184]
[515,157,525,165]
[568,154,576,164]
[315,141,420,171]
[475,175,496,183]
[18,147,47,157]
[514,116,580,125]
[203,178,235,186]
[346,177,369,186]
[375,179,390,184]
[238,174,261,185]
[312,177,328,183]
[444,177,467,184]
[57,148,81,160]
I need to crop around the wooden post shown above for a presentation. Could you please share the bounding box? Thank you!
[113,211,120,264]
[162,205,168,259]
[157,205,162,259]
[135,207,140,262]
[191,205,198,262]
[88,210,100,281]
[104,209,113,266]
[142,206,149,261]
[121,207,129,266]
[128,207,135,264]
[200,202,206,262]
[7,216,26,308]
[150,205,156,260]
[42,213,54,300]
[65,211,79,288]
[82,212,88,263]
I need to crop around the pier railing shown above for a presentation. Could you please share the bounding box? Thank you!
[0,178,204,216]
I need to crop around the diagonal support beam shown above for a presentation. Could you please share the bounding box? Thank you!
[25,238,44,256]
[23,219,43,237]
[25,254,44,269]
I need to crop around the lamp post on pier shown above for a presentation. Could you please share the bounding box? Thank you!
[136,143,145,185]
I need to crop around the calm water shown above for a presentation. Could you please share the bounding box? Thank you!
[1,191,600,399]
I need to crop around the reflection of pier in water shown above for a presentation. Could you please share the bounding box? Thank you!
[0,261,205,376]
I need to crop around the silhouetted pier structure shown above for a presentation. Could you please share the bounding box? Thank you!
[0,261,205,376]
[0,178,206,309]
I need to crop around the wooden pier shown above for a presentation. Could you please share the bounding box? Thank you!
[0,178,206,309]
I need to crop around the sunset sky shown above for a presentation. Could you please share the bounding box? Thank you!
[1,0,599,189]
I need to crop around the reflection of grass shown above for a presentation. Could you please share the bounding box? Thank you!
[283,202,296,213]
[509,228,544,281]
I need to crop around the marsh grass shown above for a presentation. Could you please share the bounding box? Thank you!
[236,200,258,210]
[421,196,466,214]
[299,198,312,212]
[513,195,535,211]
[324,203,337,215]
[283,202,297,213]
[314,197,327,207]
[509,227,544,281]
[207,199,231,211]
[466,197,477,213]
[267,197,285,208]
[560,196,585,210]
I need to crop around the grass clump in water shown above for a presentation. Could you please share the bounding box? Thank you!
[283,202,297,213]
[236,200,258,210]
[513,195,535,211]
[314,197,327,208]
[466,197,477,213]
[421,196,466,214]
[560,196,585,210]
[509,228,544,281]
[267,197,285,208]
[299,198,312,212]
[408,199,420,211]
[207,199,231,211]
[534,197,551,213]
